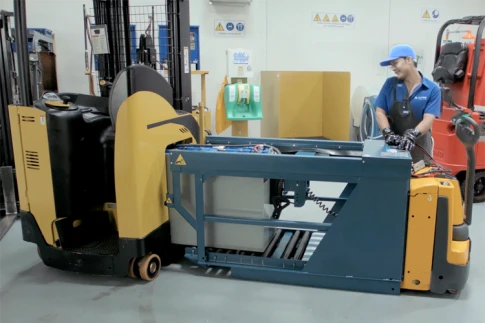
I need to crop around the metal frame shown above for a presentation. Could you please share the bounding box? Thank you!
[434,15,485,111]
[167,0,192,113]
[0,166,17,241]
[13,0,33,107]
[166,137,412,294]
[92,0,131,97]
[0,10,16,168]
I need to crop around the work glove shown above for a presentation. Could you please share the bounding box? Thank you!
[382,128,401,146]
[399,129,421,151]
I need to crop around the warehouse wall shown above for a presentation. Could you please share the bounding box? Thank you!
[1,0,484,137]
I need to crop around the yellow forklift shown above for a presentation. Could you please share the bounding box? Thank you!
[7,0,480,295]
[8,0,196,281]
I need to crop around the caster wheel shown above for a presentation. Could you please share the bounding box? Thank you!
[139,254,162,281]
[460,170,485,203]
[128,258,137,278]
[447,289,459,294]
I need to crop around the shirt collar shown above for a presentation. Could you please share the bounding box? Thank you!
[397,71,430,89]
[419,71,432,89]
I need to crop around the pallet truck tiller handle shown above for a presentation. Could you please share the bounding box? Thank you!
[453,114,480,224]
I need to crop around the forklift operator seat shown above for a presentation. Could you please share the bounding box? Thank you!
[432,42,469,85]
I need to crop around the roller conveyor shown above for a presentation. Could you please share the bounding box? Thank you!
[302,232,326,262]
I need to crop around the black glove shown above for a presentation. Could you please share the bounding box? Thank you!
[382,128,401,146]
[399,129,421,151]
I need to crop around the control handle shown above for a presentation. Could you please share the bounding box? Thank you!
[453,114,479,225]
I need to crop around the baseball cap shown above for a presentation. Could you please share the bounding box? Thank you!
[380,44,416,66]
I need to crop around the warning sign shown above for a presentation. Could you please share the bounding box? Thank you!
[421,8,439,22]
[312,12,355,29]
[214,19,245,37]
[175,154,186,166]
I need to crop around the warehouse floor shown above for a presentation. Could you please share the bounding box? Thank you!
[1,182,484,323]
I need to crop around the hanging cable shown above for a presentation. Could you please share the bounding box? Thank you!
[306,188,338,217]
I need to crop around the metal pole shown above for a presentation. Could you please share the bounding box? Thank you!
[122,0,131,67]
[13,0,33,106]
[0,11,15,167]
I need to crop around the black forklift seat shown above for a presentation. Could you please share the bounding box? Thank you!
[432,42,469,84]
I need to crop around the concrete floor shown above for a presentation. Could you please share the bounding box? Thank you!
[1,182,484,323]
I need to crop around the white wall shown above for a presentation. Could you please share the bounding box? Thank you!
[2,0,484,137]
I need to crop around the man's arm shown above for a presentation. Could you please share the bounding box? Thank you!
[376,107,391,131]
[415,113,436,135]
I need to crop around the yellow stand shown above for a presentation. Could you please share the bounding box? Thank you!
[230,77,248,137]
[191,70,211,143]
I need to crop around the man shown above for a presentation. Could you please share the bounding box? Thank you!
[375,44,441,163]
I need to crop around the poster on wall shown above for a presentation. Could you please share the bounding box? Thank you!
[312,12,356,29]
[214,19,246,37]
[421,8,440,22]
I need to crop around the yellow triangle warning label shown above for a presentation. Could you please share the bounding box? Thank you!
[166,197,172,204]
[423,10,430,18]
[323,14,330,22]
[175,154,186,166]
[332,15,339,22]
[314,14,321,22]
[215,23,224,31]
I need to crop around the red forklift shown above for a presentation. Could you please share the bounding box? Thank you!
[432,15,485,203]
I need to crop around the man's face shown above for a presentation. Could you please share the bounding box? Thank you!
[390,57,413,80]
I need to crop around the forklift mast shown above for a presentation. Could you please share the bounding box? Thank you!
[92,0,192,113]
[0,10,16,167]
[0,3,30,168]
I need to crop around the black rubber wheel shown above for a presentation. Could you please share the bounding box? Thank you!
[460,170,485,203]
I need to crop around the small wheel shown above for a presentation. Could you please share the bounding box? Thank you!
[473,171,485,203]
[138,254,162,281]
[460,170,485,203]
[128,258,137,278]
[447,289,460,294]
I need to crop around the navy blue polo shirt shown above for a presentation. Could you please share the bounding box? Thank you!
[375,73,441,120]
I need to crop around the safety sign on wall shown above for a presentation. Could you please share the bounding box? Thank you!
[421,8,440,22]
[214,20,246,37]
[312,13,355,29]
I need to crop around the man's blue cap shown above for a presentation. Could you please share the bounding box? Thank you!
[380,44,416,66]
